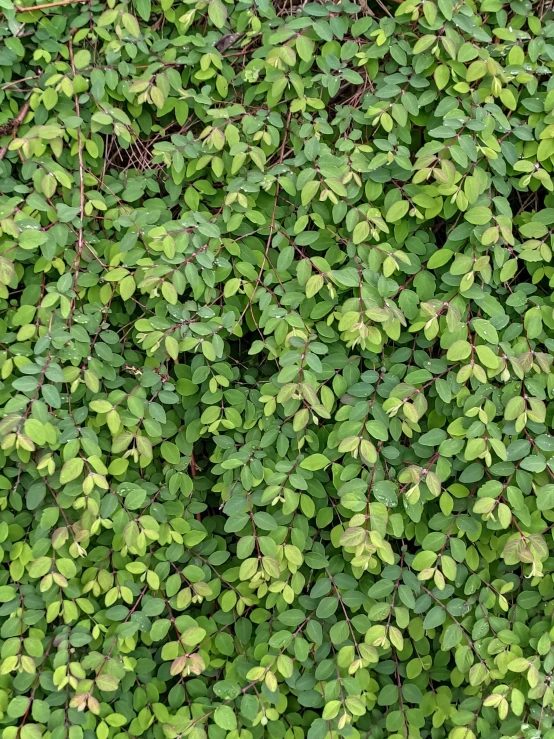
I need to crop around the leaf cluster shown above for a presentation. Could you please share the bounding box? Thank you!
[0,1,554,739]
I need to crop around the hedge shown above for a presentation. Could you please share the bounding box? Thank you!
[0,0,553,738]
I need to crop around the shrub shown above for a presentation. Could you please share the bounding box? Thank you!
[0,0,553,738]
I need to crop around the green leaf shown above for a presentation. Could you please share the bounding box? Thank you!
[300,454,330,470]
[446,340,471,361]
[60,458,84,484]
[537,485,554,511]
[442,624,463,650]
[214,706,237,731]
[385,200,410,223]
[465,207,492,225]
[353,221,369,244]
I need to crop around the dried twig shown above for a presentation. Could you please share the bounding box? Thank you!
[0,101,30,161]
[215,33,242,53]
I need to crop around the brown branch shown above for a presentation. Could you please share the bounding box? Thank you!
[15,0,86,11]
[0,101,30,161]
[68,35,86,327]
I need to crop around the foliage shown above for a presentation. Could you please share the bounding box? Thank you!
[1,0,554,738]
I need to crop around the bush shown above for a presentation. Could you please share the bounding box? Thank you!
[0,0,553,738]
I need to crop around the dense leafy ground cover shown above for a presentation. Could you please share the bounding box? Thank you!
[0,0,554,739]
